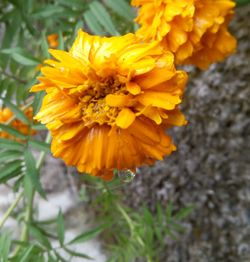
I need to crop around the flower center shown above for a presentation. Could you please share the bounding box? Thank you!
[80,77,127,126]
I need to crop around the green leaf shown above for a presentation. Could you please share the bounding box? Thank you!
[41,31,50,59]
[31,123,47,131]
[63,246,93,260]
[166,202,173,224]
[174,206,194,221]
[105,0,135,20]
[12,53,39,66]
[58,31,64,50]
[32,5,65,18]
[0,48,40,66]
[33,91,45,115]
[0,97,30,124]
[69,225,106,244]
[0,232,11,262]
[0,138,24,151]
[24,149,46,199]
[28,139,51,153]
[29,223,51,249]
[89,1,118,35]
[19,245,35,262]
[84,10,104,35]
[57,210,65,246]
[0,150,22,162]
[236,0,250,5]
[56,0,87,9]
[23,174,33,204]
[0,123,27,140]
[0,160,22,183]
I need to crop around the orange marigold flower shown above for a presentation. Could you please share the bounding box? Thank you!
[47,34,59,49]
[132,0,237,69]
[31,30,188,180]
[0,107,36,139]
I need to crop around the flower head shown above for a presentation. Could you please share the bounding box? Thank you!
[0,107,35,139]
[31,30,187,180]
[132,0,237,69]
[47,34,59,49]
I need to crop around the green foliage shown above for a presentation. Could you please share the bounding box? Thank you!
[80,176,194,262]
[236,0,250,6]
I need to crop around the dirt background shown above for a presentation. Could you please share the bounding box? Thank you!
[122,5,250,262]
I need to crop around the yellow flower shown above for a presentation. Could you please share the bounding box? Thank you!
[132,0,237,69]
[31,30,187,180]
[47,34,59,49]
[0,107,35,139]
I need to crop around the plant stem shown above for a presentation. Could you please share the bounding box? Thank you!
[0,191,24,229]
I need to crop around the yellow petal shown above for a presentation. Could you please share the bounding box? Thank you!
[106,94,130,107]
[138,92,181,110]
[126,82,141,95]
[136,67,175,89]
[116,108,136,129]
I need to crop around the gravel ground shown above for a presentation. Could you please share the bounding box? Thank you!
[122,5,250,262]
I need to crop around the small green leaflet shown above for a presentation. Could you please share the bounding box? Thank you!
[89,1,119,35]
[24,150,47,199]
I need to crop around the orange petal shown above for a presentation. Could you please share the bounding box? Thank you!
[116,108,136,129]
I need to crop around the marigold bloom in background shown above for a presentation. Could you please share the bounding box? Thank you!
[0,107,35,139]
[47,34,59,49]
[31,30,188,180]
[132,0,237,69]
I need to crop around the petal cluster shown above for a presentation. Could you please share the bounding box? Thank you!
[31,30,188,180]
[0,107,35,139]
[132,0,237,69]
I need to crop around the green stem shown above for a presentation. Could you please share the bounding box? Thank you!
[116,203,145,248]
[0,191,24,229]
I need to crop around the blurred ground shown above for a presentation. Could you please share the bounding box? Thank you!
[123,5,250,262]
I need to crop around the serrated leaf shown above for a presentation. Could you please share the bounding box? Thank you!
[89,1,118,35]
[0,97,30,124]
[105,0,135,20]
[69,225,106,244]
[24,150,46,199]
[0,123,27,140]
[57,210,65,246]
[28,139,51,153]
[0,138,24,151]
